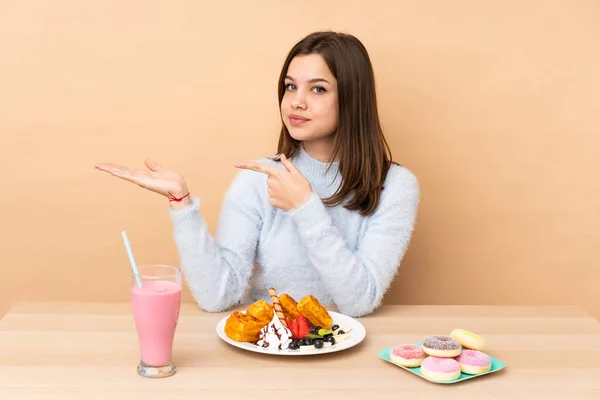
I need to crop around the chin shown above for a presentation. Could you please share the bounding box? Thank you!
[286,128,313,142]
[287,127,332,143]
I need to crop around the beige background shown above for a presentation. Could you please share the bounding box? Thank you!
[1,1,599,319]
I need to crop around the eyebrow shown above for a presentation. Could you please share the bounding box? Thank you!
[285,75,331,84]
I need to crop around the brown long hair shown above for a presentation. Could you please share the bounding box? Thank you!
[276,31,394,216]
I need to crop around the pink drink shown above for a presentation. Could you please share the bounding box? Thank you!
[131,265,181,378]
[132,281,181,366]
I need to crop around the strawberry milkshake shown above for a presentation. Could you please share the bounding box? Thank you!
[131,265,181,378]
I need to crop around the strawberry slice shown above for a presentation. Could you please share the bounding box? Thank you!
[289,318,300,339]
[296,314,311,339]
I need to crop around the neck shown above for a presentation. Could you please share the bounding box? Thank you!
[292,141,340,184]
[301,137,336,163]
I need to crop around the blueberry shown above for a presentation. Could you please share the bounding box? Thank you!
[325,336,336,345]
[337,330,345,335]
[314,340,324,349]
[305,339,314,345]
[298,339,306,346]
[288,342,299,350]
[315,326,322,332]
[262,342,269,348]
[324,333,333,338]
[332,324,340,331]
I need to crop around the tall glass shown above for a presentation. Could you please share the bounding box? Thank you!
[131,264,182,378]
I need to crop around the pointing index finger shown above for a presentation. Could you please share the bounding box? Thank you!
[234,161,279,176]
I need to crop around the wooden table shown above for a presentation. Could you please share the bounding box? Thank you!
[1,302,599,399]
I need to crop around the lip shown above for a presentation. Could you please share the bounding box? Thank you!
[288,114,310,126]
[289,114,310,121]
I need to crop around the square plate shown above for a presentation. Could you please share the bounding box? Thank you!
[379,342,506,384]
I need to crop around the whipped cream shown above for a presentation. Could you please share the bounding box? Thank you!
[256,312,293,350]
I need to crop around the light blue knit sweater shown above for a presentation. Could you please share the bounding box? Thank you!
[168,146,419,317]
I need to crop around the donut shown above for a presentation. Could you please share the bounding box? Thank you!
[450,328,486,351]
[455,350,491,374]
[420,356,461,382]
[422,335,462,357]
[390,344,426,367]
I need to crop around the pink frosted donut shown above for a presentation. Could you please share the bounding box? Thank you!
[420,356,461,382]
[390,344,426,367]
[455,350,492,374]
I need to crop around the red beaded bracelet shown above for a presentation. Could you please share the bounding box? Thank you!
[167,191,190,202]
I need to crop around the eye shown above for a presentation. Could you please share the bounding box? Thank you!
[285,83,296,91]
[312,86,326,94]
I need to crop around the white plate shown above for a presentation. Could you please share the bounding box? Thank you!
[216,310,366,356]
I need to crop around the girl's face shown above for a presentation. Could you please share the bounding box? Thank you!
[281,54,339,147]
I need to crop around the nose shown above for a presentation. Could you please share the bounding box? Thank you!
[291,90,307,110]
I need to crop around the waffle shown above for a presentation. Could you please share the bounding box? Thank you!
[297,294,333,329]
[246,299,274,325]
[279,293,302,320]
[224,300,273,342]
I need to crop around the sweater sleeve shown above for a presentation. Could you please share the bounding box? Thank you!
[288,168,420,317]
[168,169,263,312]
